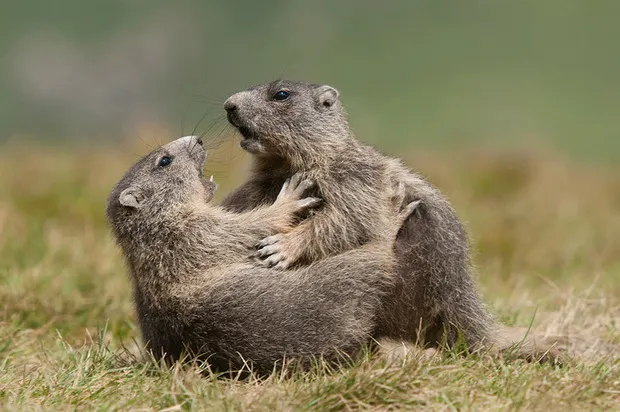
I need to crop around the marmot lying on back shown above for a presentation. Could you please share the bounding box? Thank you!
[106,135,419,374]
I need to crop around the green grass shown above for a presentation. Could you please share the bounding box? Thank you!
[0,138,618,410]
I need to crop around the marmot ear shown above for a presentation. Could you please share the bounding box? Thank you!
[119,187,145,209]
[317,85,339,109]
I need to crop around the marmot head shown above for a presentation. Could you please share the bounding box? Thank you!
[106,135,217,234]
[224,80,351,161]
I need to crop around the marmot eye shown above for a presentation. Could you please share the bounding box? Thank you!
[159,156,172,167]
[273,90,290,101]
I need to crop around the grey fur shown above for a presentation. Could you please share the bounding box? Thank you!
[106,135,418,374]
[222,80,564,362]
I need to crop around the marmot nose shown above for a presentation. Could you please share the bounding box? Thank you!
[224,99,238,113]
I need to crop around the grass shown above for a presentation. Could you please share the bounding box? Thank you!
[0,136,618,410]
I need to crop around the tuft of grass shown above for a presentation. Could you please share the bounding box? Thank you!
[0,138,618,410]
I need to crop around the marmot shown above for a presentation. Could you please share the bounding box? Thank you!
[106,135,419,374]
[222,80,563,363]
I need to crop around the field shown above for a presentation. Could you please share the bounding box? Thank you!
[0,136,618,410]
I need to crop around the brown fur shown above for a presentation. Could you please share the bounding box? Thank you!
[106,135,418,374]
[222,80,564,363]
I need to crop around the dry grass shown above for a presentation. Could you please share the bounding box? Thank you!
[0,137,618,411]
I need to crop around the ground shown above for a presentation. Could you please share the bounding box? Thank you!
[0,137,618,410]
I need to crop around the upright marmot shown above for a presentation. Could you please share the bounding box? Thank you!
[106,135,419,374]
[222,80,562,362]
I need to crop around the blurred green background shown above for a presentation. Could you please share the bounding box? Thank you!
[1,0,618,160]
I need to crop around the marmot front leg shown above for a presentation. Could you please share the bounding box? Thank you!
[223,172,320,248]
[256,173,321,233]
[255,183,422,270]
[255,230,307,269]
[271,173,321,215]
[254,174,324,269]
[388,182,422,242]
